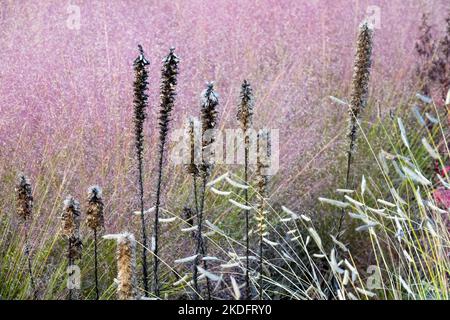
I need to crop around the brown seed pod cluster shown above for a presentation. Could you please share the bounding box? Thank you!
[86,186,104,231]
[348,22,373,152]
[62,196,82,260]
[15,174,33,221]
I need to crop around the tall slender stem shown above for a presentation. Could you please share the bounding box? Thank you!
[138,159,149,296]
[193,177,212,300]
[244,144,250,299]
[23,221,36,300]
[259,229,263,300]
[153,136,167,297]
[68,241,73,301]
[94,229,99,300]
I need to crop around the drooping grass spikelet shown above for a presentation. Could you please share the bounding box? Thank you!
[153,47,180,297]
[348,22,373,153]
[237,79,254,299]
[193,82,219,300]
[15,174,37,298]
[132,44,150,296]
[86,185,104,299]
[255,129,271,300]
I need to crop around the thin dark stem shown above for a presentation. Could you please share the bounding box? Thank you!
[335,150,353,243]
[23,221,37,300]
[259,231,263,300]
[94,229,99,300]
[153,136,167,297]
[138,158,149,296]
[244,144,250,299]
[193,177,212,300]
[68,241,73,301]
[327,148,353,300]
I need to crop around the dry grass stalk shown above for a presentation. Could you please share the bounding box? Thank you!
[15,174,37,299]
[153,47,179,297]
[86,185,104,299]
[237,79,254,299]
[133,44,150,296]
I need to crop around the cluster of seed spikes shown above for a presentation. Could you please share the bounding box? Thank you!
[8,21,380,300]
[61,196,82,261]
[348,22,373,153]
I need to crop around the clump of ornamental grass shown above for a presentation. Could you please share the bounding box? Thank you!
[255,130,271,300]
[132,44,150,296]
[86,185,104,300]
[236,79,254,299]
[153,47,179,297]
[103,233,137,300]
[15,174,37,299]
[61,196,82,300]
[193,82,219,300]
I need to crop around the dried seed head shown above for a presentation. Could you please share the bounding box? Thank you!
[15,174,33,221]
[86,185,104,231]
[133,45,150,166]
[68,236,83,261]
[158,47,179,140]
[348,22,373,152]
[237,80,254,133]
[62,196,81,237]
[200,82,220,176]
[117,233,137,300]
[185,117,200,176]
[61,196,82,260]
